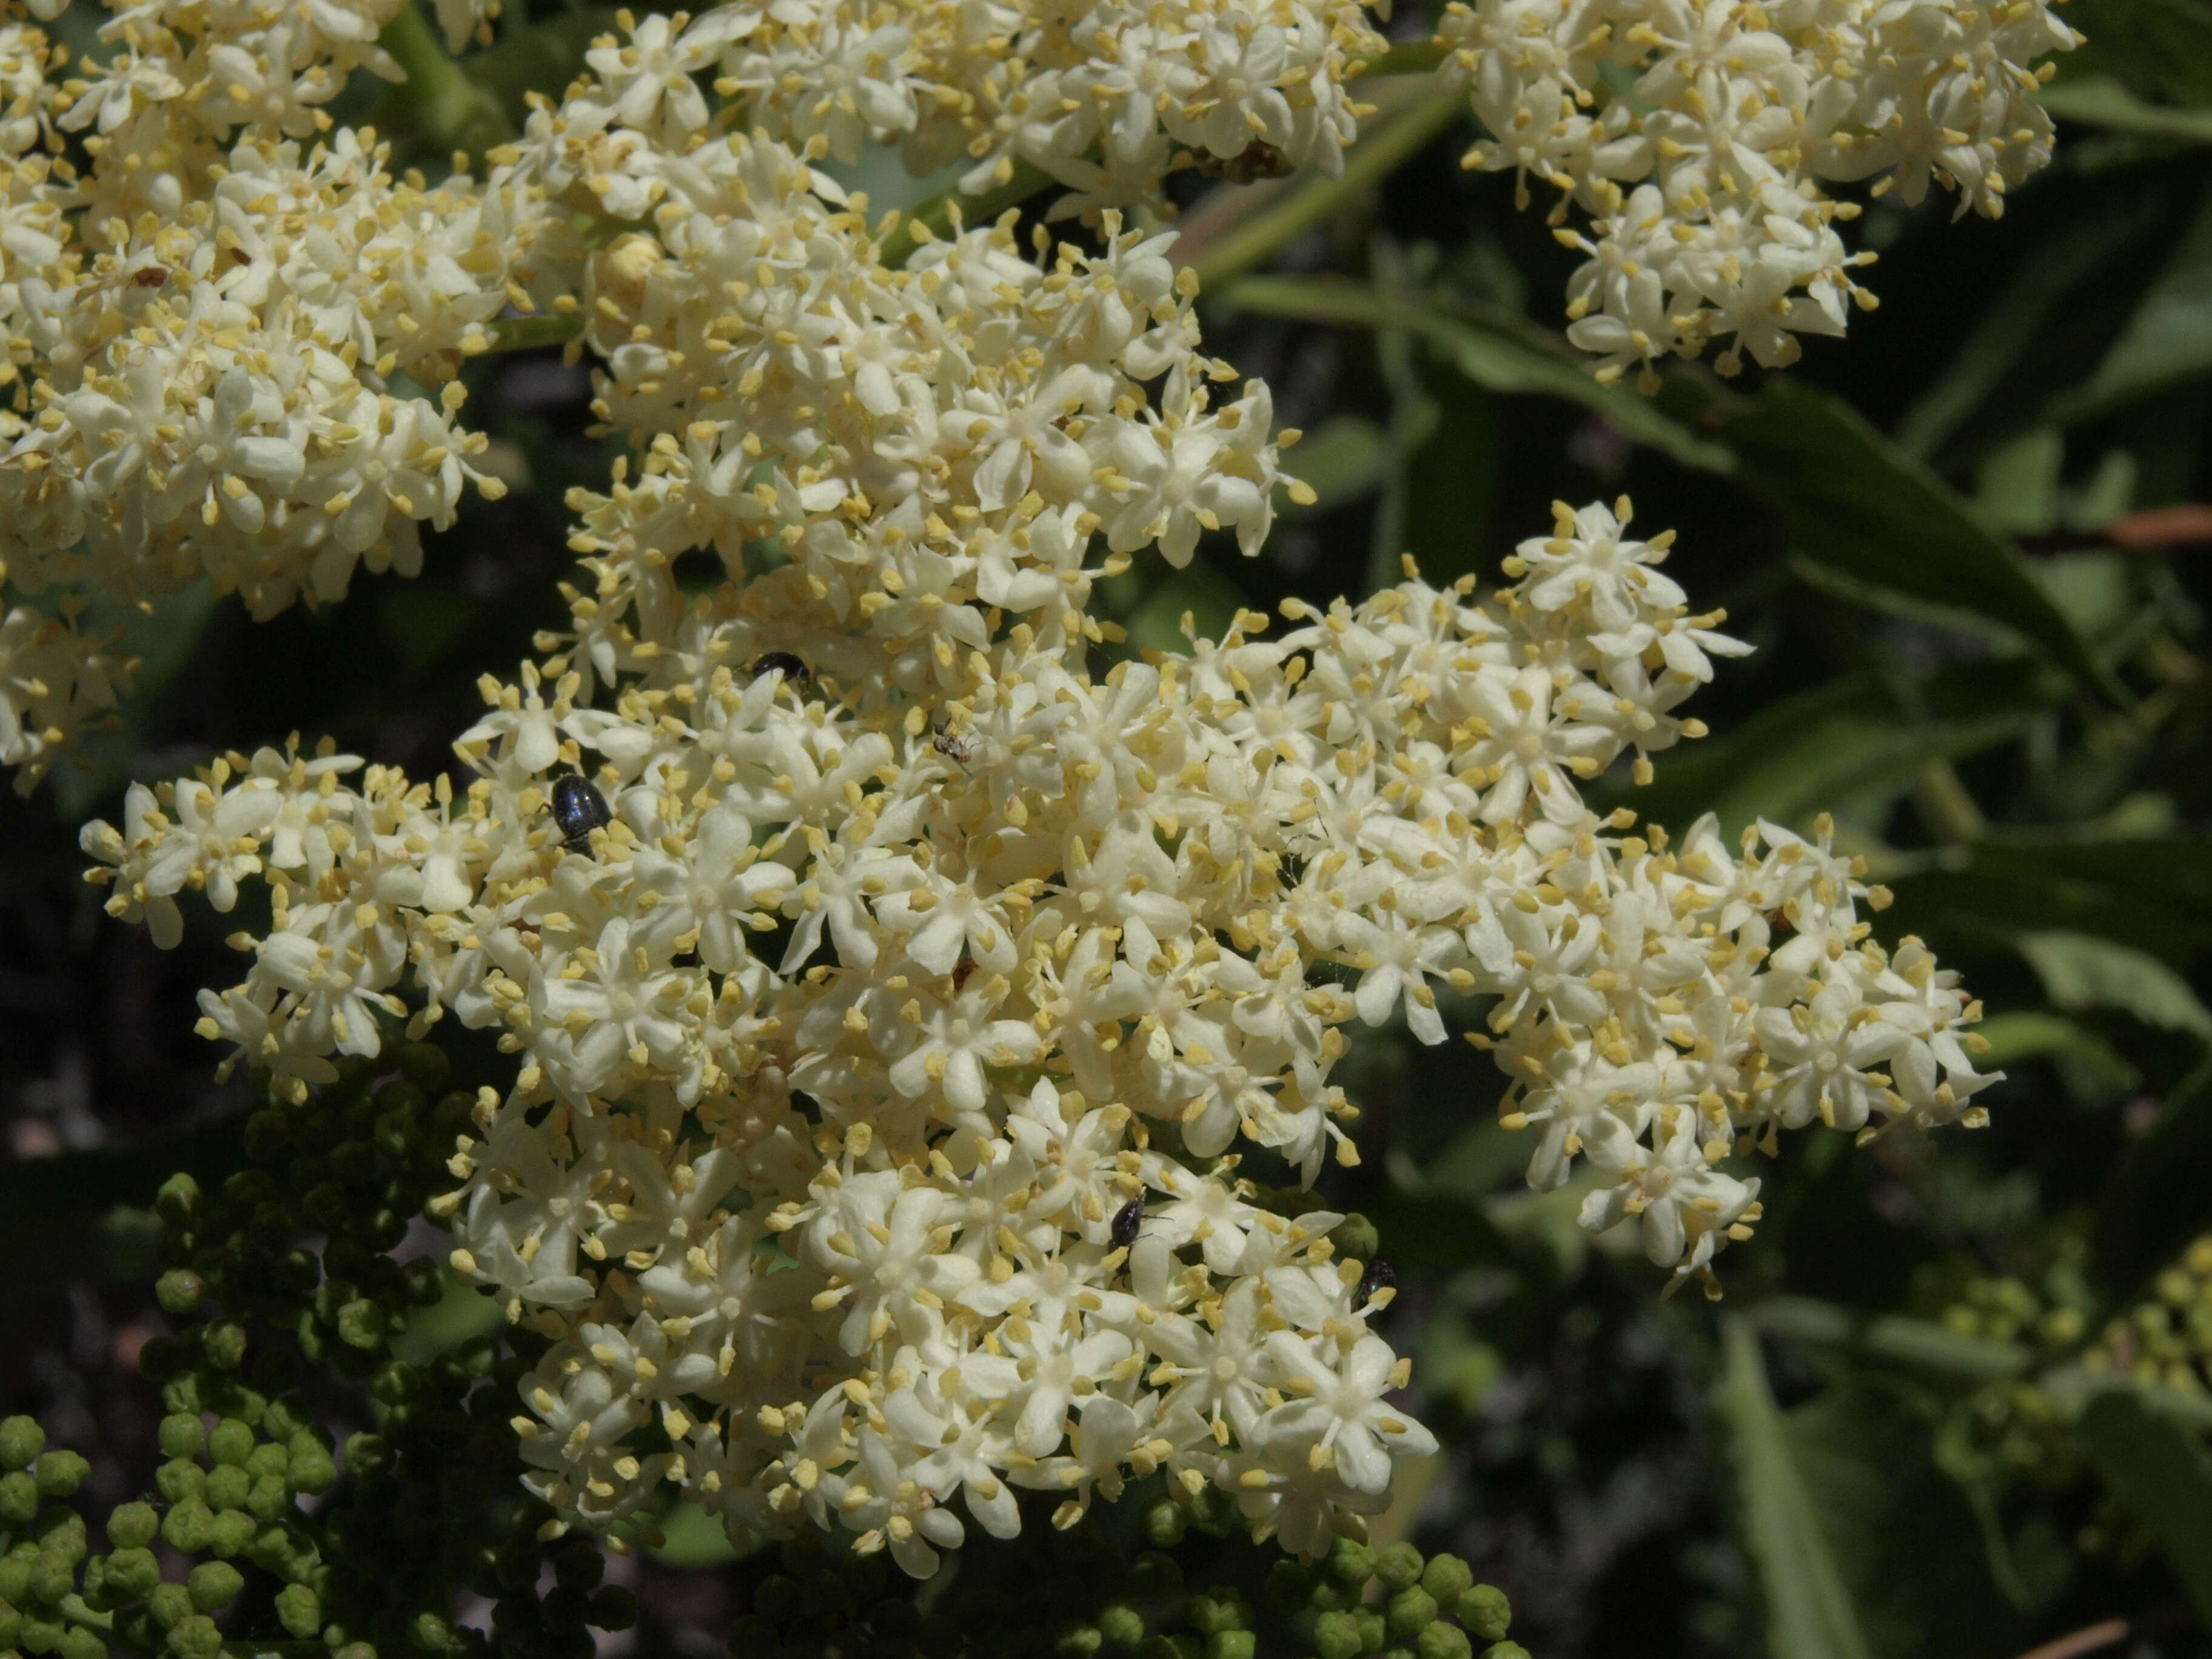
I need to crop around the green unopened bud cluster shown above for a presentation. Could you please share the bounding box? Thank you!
[2082,1234,2212,1395]
[725,1483,1517,1659]
[2,1044,634,1659]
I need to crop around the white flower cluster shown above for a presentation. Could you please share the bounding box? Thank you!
[659,0,1390,214]
[1436,0,2080,382]
[0,0,2080,793]
[82,472,1999,1573]
[62,0,2005,1581]
[0,0,534,788]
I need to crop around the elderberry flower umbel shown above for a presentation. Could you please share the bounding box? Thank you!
[52,0,2007,1586]
[84,478,2002,1575]
[0,0,2075,788]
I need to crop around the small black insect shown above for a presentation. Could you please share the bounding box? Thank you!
[751,651,812,683]
[1198,139,1292,184]
[549,775,613,855]
[1355,1258,1396,1313]
[1110,1198,1147,1251]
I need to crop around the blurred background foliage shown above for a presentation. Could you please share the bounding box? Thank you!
[16,0,2212,1655]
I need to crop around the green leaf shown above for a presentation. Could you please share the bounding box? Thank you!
[1746,1298,2033,1382]
[1116,558,1245,658]
[2047,184,2212,427]
[1602,659,2054,840]
[1717,1319,1877,1659]
[648,1502,740,1569]
[1970,1010,2139,1101]
[1884,838,2212,966]
[1216,275,1735,474]
[1278,414,1391,514]
[1785,1380,2061,1655]
[452,7,620,130]
[2077,1392,2212,1624]
[2017,930,2212,1042]
[1894,183,2162,466]
[2095,1068,2212,1294]
[1179,85,1466,290]
[387,1268,504,1366]
[1721,381,2120,699]
[2039,77,2212,145]
[1399,359,1500,586]
[54,578,221,823]
[2049,0,2212,110]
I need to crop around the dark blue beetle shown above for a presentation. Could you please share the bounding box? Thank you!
[1355,1258,1396,1313]
[751,651,812,683]
[550,776,613,855]
[1110,1197,1146,1250]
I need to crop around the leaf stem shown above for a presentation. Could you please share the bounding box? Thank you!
[1181,85,1464,291]
[876,159,1060,269]
[1354,40,1452,77]
[379,2,515,158]
[1743,1294,2034,1379]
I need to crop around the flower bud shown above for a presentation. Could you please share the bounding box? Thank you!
[169,1610,224,1659]
[107,1503,159,1551]
[1456,1586,1512,1641]
[275,1584,321,1638]
[187,1562,243,1613]
[1313,1610,1362,1659]
[104,1547,161,1601]
[1375,1542,1424,1590]
[1387,1587,1439,1639]
[0,1417,44,1470]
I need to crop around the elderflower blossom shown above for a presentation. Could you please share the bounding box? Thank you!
[0,0,541,787]
[84,472,2002,1574]
[683,0,1389,210]
[61,0,2010,1583]
[1435,0,2081,381]
[0,0,2079,789]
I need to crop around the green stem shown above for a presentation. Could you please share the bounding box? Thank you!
[1354,39,1452,78]
[876,159,1059,269]
[58,1596,117,1636]
[1183,85,1465,292]
[379,2,515,158]
[485,309,587,354]
[1743,1295,2035,1381]
[1912,758,1988,844]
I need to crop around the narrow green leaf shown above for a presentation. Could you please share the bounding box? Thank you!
[1895,193,2162,463]
[2048,184,2212,427]
[2017,930,2212,1042]
[1717,1319,1877,1659]
[1219,274,1734,473]
[2051,0,2212,110]
[452,6,619,128]
[1601,659,2054,839]
[1971,1011,2139,1099]
[2096,1068,2212,1293]
[1893,838,2212,951]
[1278,414,1390,514]
[648,1501,742,1568]
[2039,76,2212,144]
[1179,85,1464,290]
[1787,1381,2061,1654]
[1399,359,1500,585]
[1744,1298,2034,1383]
[1118,560,1245,658]
[2077,1392,2212,1624]
[1723,381,2121,699]
[375,3,514,159]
